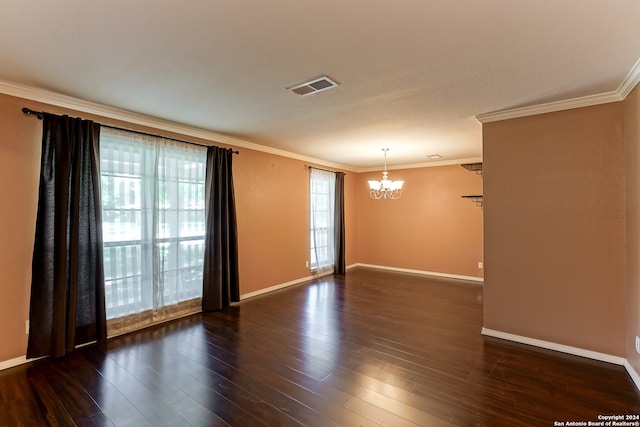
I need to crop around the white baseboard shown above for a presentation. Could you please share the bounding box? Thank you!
[239,263,483,302]
[624,360,640,392]
[482,327,625,365]
[0,356,30,371]
[239,272,332,300]
[350,263,484,283]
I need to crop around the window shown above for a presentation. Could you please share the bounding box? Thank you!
[100,128,207,333]
[310,168,336,274]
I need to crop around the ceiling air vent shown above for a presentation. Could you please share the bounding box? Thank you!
[287,76,339,96]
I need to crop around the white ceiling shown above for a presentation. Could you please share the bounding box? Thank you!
[1,1,639,169]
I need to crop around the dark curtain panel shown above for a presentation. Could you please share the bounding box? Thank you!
[27,113,106,359]
[203,147,240,311]
[334,172,346,274]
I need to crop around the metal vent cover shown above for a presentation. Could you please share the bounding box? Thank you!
[288,76,339,96]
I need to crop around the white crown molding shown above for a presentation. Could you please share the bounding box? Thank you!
[476,91,622,124]
[476,57,640,124]
[618,57,640,99]
[1,79,483,171]
[355,157,483,173]
[0,80,357,172]
[481,327,625,365]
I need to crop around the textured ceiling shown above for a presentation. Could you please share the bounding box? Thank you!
[1,1,639,168]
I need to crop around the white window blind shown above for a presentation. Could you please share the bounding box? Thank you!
[310,168,336,274]
[100,128,207,335]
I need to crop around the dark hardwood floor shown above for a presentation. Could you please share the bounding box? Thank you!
[1,267,639,426]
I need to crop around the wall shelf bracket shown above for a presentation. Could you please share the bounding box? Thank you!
[461,195,483,209]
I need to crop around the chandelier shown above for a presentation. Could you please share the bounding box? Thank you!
[368,148,404,200]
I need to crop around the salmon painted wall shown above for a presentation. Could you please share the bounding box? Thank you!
[233,150,355,295]
[0,92,355,362]
[483,102,626,356]
[234,150,309,294]
[355,165,484,279]
[626,84,640,370]
[0,95,41,362]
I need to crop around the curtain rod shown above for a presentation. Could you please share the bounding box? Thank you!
[307,165,345,175]
[22,107,239,154]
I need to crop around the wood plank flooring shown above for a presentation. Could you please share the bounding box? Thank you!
[1,267,639,426]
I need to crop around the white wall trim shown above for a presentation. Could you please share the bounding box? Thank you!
[239,273,329,300]
[0,355,46,371]
[0,356,29,371]
[1,78,480,173]
[354,157,483,173]
[476,58,640,124]
[475,92,622,123]
[0,80,356,172]
[239,264,485,302]
[482,327,625,365]
[624,360,640,392]
[618,57,640,99]
[350,263,484,283]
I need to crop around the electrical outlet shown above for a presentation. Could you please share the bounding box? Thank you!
[478,261,484,269]
[305,260,309,268]
[25,320,29,335]
[636,336,640,354]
